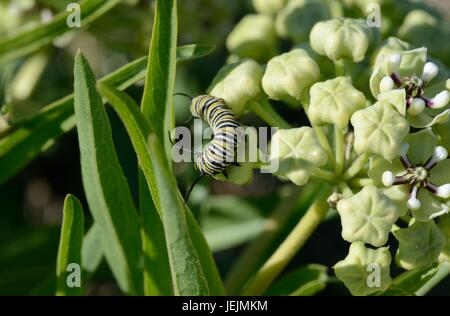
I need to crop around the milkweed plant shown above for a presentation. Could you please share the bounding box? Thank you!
[1,0,450,297]
[193,0,450,296]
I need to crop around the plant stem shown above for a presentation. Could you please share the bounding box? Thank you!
[327,0,344,18]
[334,127,345,177]
[338,181,353,197]
[342,153,369,181]
[248,99,291,129]
[313,124,334,165]
[416,262,450,296]
[349,177,373,187]
[224,183,321,294]
[335,59,346,77]
[313,168,335,181]
[241,189,330,295]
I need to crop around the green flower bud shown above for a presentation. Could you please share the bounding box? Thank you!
[308,77,366,129]
[270,127,327,186]
[309,18,371,62]
[208,59,263,115]
[252,0,287,15]
[226,14,277,63]
[262,48,320,105]
[395,219,446,270]
[275,0,330,43]
[351,101,409,161]
[334,242,392,296]
[337,185,399,247]
[398,10,450,65]
[293,42,335,77]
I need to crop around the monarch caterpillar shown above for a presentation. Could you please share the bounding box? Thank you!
[172,93,243,200]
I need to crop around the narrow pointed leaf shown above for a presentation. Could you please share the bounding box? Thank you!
[56,194,85,296]
[139,171,173,295]
[74,52,143,295]
[81,224,103,274]
[141,0,177,161]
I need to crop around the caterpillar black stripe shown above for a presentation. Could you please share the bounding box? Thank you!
[191,95,243,175]
[174,94,243,200]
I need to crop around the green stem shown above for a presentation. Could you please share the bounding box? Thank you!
[338,181,353,197]
[342,153,369,181]
[248,99,291,129]
[334,59,346,77]
[334,127,345,177]
[327,0,344,18]
[312,168,335,181]
[313,125,334,165]
[349,177,373,187]
[416,262,450,296]
[242,189,330,296]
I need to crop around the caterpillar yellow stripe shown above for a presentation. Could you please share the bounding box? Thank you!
[190,95,243,176]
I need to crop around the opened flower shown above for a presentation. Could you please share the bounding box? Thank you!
[370,43,450,127]
[369,129,450,221]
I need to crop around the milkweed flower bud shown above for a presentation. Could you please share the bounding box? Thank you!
[208,59,263,115]
[252,0,287,15]
[275,0,330,43]
[351,102,409,161]
[226,14,277,63]
[337,185,399,247]
[398,10,450,65]
[334,242,392,296]
[309,18,371,62]
[269,127,327,186]
[262,48,320,105]
[308,77,366,129]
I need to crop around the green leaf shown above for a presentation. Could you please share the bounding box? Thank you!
[265,264,328,296]
[97,83,224,295]
[139,171,173,296]
[74,52,143,295]
[0,0,122,65]
[185,210,226,295]
[0,45,213,185]
[141,0,178,161]
[176,44,215,62]
[56,194,85,296]
[81,224,103,274]
[201,197,264,252]
[379,264,440,296]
